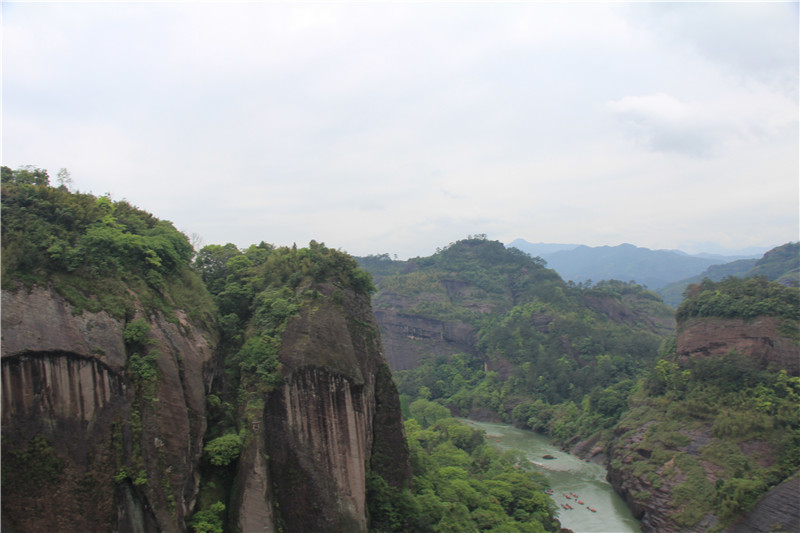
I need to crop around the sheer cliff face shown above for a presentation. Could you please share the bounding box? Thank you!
[677,316,800,376]
[1,286,215,533]
[2,281,410,533]
[232,283,410,533]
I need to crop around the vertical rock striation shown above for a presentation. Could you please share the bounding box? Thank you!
[2,280,410,532]
[230,283,410,532]
[1,285,215,532]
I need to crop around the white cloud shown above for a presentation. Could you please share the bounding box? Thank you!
[2,2,797,258]
[608,85,797,157]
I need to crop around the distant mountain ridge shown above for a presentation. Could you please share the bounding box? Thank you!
[508,239,764,292]
[657,242,800,307]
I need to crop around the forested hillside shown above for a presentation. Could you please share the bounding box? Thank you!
[359,237,676,446]
[1,166,215,324]
[360,237,800,532]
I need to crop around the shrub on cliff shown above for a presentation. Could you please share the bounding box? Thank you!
[188,501,225,533]
[204,434,242,467]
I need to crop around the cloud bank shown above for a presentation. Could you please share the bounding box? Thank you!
[3,2,797,258]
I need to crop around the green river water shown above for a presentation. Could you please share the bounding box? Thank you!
[467,420,641,533]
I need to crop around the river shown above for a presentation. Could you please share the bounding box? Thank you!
[466,420,641,533]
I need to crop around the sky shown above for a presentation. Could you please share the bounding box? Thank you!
[3,2,798,259]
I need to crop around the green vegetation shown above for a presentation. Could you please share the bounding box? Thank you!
[194,239,374,411]
[370,237,799,531]
[676,276,799,322]
[1,165,216,325]
[1,435,64,490]
[368,238,672,446]
[368,237,563,322]
[368,401,559,533]
[203,434,243,467]
[749,242,799,285]
[6,167,797,532]
[188,501,226,533]
[612,351,800,531]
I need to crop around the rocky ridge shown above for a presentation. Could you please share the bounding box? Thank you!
[604,310,800,532]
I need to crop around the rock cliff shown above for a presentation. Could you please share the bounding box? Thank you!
[677,316,799,376]
[1,284,215,532]
[374,308,477,371]
[2,279,410,533]
[723,471,800,533]
[605,308,800,532]
[230,282,410,532]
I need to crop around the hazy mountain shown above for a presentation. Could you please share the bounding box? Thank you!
[656,259,758,307]
[657,242,799,307]
[506,239,580,257]
[511,242,719,290]
[507,239,771,293]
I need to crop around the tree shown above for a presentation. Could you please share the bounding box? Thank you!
[56,168,73,190]
[2,165,50,186]
[204,433,242,466]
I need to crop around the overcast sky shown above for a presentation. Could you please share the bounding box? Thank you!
[3,2,798,259]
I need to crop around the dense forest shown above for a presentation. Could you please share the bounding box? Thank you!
[370,401,561,533]
[359,238,676,445]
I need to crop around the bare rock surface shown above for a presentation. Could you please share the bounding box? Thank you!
[678,316,800,375]
[724,472,800,533]
[373,309,477,371]
[231,283,410,532]
[1,285,215,532]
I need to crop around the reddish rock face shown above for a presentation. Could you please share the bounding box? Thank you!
[1,286,215,532]
[677,317,800,376]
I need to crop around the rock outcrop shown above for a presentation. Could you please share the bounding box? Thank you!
[605,311,800,533]
[2,280,411,533]
[374,309,477,371]
[230,282,410,532]
[677,316,799,376]
[606,424,718,533]
[723,471,800,533]
[1,284,215,532]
